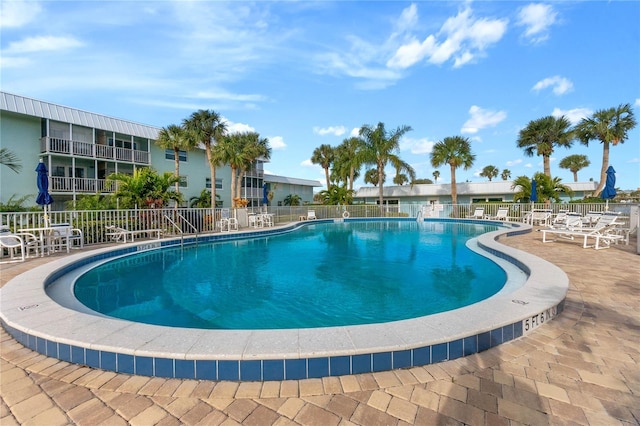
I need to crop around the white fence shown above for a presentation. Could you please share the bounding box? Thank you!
[0,203,635,247]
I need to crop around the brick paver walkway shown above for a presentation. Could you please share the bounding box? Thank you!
[1,231,638,425]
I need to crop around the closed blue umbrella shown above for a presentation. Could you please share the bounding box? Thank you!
[601,165,616,210]
[262,182,269,205]
[530,179,538,203]
[35,159,53,225]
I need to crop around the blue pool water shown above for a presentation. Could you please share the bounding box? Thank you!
[74,220,506,329]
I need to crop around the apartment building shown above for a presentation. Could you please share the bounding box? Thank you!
[0,92,320,210]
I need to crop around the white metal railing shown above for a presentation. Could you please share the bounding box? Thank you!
[0,203,634,248]
[50,177,116,193]
[40,137,150,164]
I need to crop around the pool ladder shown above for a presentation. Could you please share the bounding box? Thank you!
[164,214,199,249]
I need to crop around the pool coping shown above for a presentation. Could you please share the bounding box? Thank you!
[0,218,568,381]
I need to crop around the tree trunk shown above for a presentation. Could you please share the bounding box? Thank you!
[174,148,180,195]
[378,163,385,216]
[543,155,551,178]
[450,163,458,217]
[573,171,578,182]
[204,144,216,208]
[593,142,610,197]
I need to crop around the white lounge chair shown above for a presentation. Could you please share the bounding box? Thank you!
[487,207,509,221]
[307,210,317,220]
[527,209,552,226]
[540,211,624,249]
[219,209,238,232]
[467,207,485,219]
[106,225,162,243]
[547,212,583,231]
[552,210,569,226]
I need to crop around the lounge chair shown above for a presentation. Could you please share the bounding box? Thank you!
[540,211,624,249]
[526,209,552,226]
[467,207,485,219]
[546,212,583,231]
[552,210,569,226]
[106,225,162,243]
[307,210,317,220]
[582,211,602,226]
[487,207,509,221]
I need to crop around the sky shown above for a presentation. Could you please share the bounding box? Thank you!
[1,0,639,191]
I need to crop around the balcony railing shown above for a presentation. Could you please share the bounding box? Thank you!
[40,137,150,164]
[51,177,116,193]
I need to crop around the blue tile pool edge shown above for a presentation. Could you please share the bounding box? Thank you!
[1,220,570,381]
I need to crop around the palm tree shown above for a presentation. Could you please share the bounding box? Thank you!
[234,132,271,204]
[479,165,499,181]
[559,154,590,182]
[516,115,574,178]
[511,175,535,202]
[283,194,301,206]
[311,144,335,190]
[332,137,364,191]
[189,189,220,208]
[512,173,572,204]
[0,148,22,173]
[501,169,511,180]
[393,173,408,185]
[108,168,180,208]
[319,185,354,205]
[359,122,415,213]
[430,136,475,213]
[574,103,636,196]
[432,170,440,183]
[183,110,228,209]
[155,124,196,194]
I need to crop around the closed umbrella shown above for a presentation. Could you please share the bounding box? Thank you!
[601,165,616,210]
[262,182,269,205]
[530,179,538,203]
[35,159,54,226]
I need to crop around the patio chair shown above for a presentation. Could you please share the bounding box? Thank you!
[582,211,602,226]
[49,224,84,252]
[547,212,583,231]
[467,207,485,219]
[552,210,569,226]
[220,209,238,232]
[540,211,623,249]
[307,210,317,220]
[530,209,552,226]
[487,207,509,221]
[0,230,25,263]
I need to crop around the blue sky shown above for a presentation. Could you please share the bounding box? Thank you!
[2,1,639,191]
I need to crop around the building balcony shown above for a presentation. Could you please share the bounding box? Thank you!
[51,177,117,193]
[40,137,150,164]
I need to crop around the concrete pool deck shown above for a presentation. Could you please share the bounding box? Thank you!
[1,228,639,425]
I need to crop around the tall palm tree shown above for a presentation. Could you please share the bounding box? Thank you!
[311,144,335,190]
[359,122,415,213]
[479,165,499,181]
[558,154,590,182]
[432,170,440,183]
[332,137,364,191]
[155,124,196,194]
[501,169,511,181]
[183,110,228,209]
[0,148,22,173]
[235,132,271,203]
[516,115,574,178]
[430,136,475,213]
[574,103,636,196]
[216,132,246,203]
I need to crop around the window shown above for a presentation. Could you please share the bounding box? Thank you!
[165,149,187,162]
[206,178,223,190]
[179,176,188,188]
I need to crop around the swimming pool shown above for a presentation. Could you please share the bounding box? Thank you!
[74,221,506,329]
[0,218,568,381]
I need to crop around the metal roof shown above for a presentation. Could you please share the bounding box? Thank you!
[264,174,322,187]
[0,91,160,139]
[354,181,598,197]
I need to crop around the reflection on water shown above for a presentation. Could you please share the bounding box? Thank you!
[74,220,506,329]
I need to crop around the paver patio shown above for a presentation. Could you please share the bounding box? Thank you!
[1,230,638,425]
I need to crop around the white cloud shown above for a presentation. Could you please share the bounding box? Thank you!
[313,126,346,136]
[226,121,255,134]
[0,56,31,68]
[350,127,361,138]
[506,159,523,167]
[301,159,314,167]
[627,157,639,163]
[0,0,42,28]
[269,136,286,150]
[517,3,558,44]
[401,137,435,155]
[551,107,592,124]
[634,98,640,107]
[524,163,533,168]
[532,76,573,95]
[461,105,507,134]
[4,36,84,54]
[388,7,508,69]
